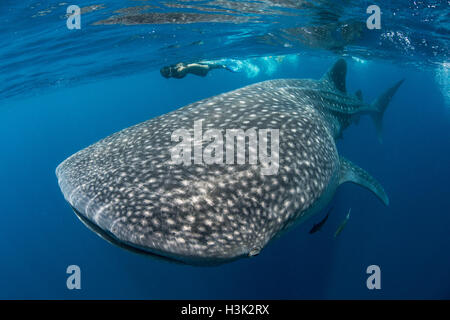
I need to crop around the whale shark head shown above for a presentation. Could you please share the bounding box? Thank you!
[56,82,337,265]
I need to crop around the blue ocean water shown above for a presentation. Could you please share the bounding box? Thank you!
[0,1,449,299]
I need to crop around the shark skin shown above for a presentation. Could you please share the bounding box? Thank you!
[56,59,403,265]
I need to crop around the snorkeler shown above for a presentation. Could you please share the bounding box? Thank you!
[160,62,235,79]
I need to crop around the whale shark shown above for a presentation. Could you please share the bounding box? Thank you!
[56,59,403,265]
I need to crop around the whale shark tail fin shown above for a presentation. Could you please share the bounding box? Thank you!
[370,79,404,142]
[339,157,389,206]
[322,58,347,93]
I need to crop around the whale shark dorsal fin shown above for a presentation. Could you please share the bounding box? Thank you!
[355,89,363,101]
[322,58,347,93]
[339,157,389,206]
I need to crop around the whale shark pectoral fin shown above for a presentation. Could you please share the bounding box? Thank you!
[338,157,389,206]
[321,58,347,93]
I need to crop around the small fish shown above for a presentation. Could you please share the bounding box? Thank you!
[334,208,351,238]
[309,207,333,234]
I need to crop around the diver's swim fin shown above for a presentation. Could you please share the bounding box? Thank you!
[339,157,389,206]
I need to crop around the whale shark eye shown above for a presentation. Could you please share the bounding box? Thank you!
[248,247,261,257]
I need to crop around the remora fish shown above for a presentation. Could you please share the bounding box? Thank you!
[309,206,333,234]
[56,59,403,265]
[334,208,351,238]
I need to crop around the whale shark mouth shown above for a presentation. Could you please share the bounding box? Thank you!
[71,206,243,266]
